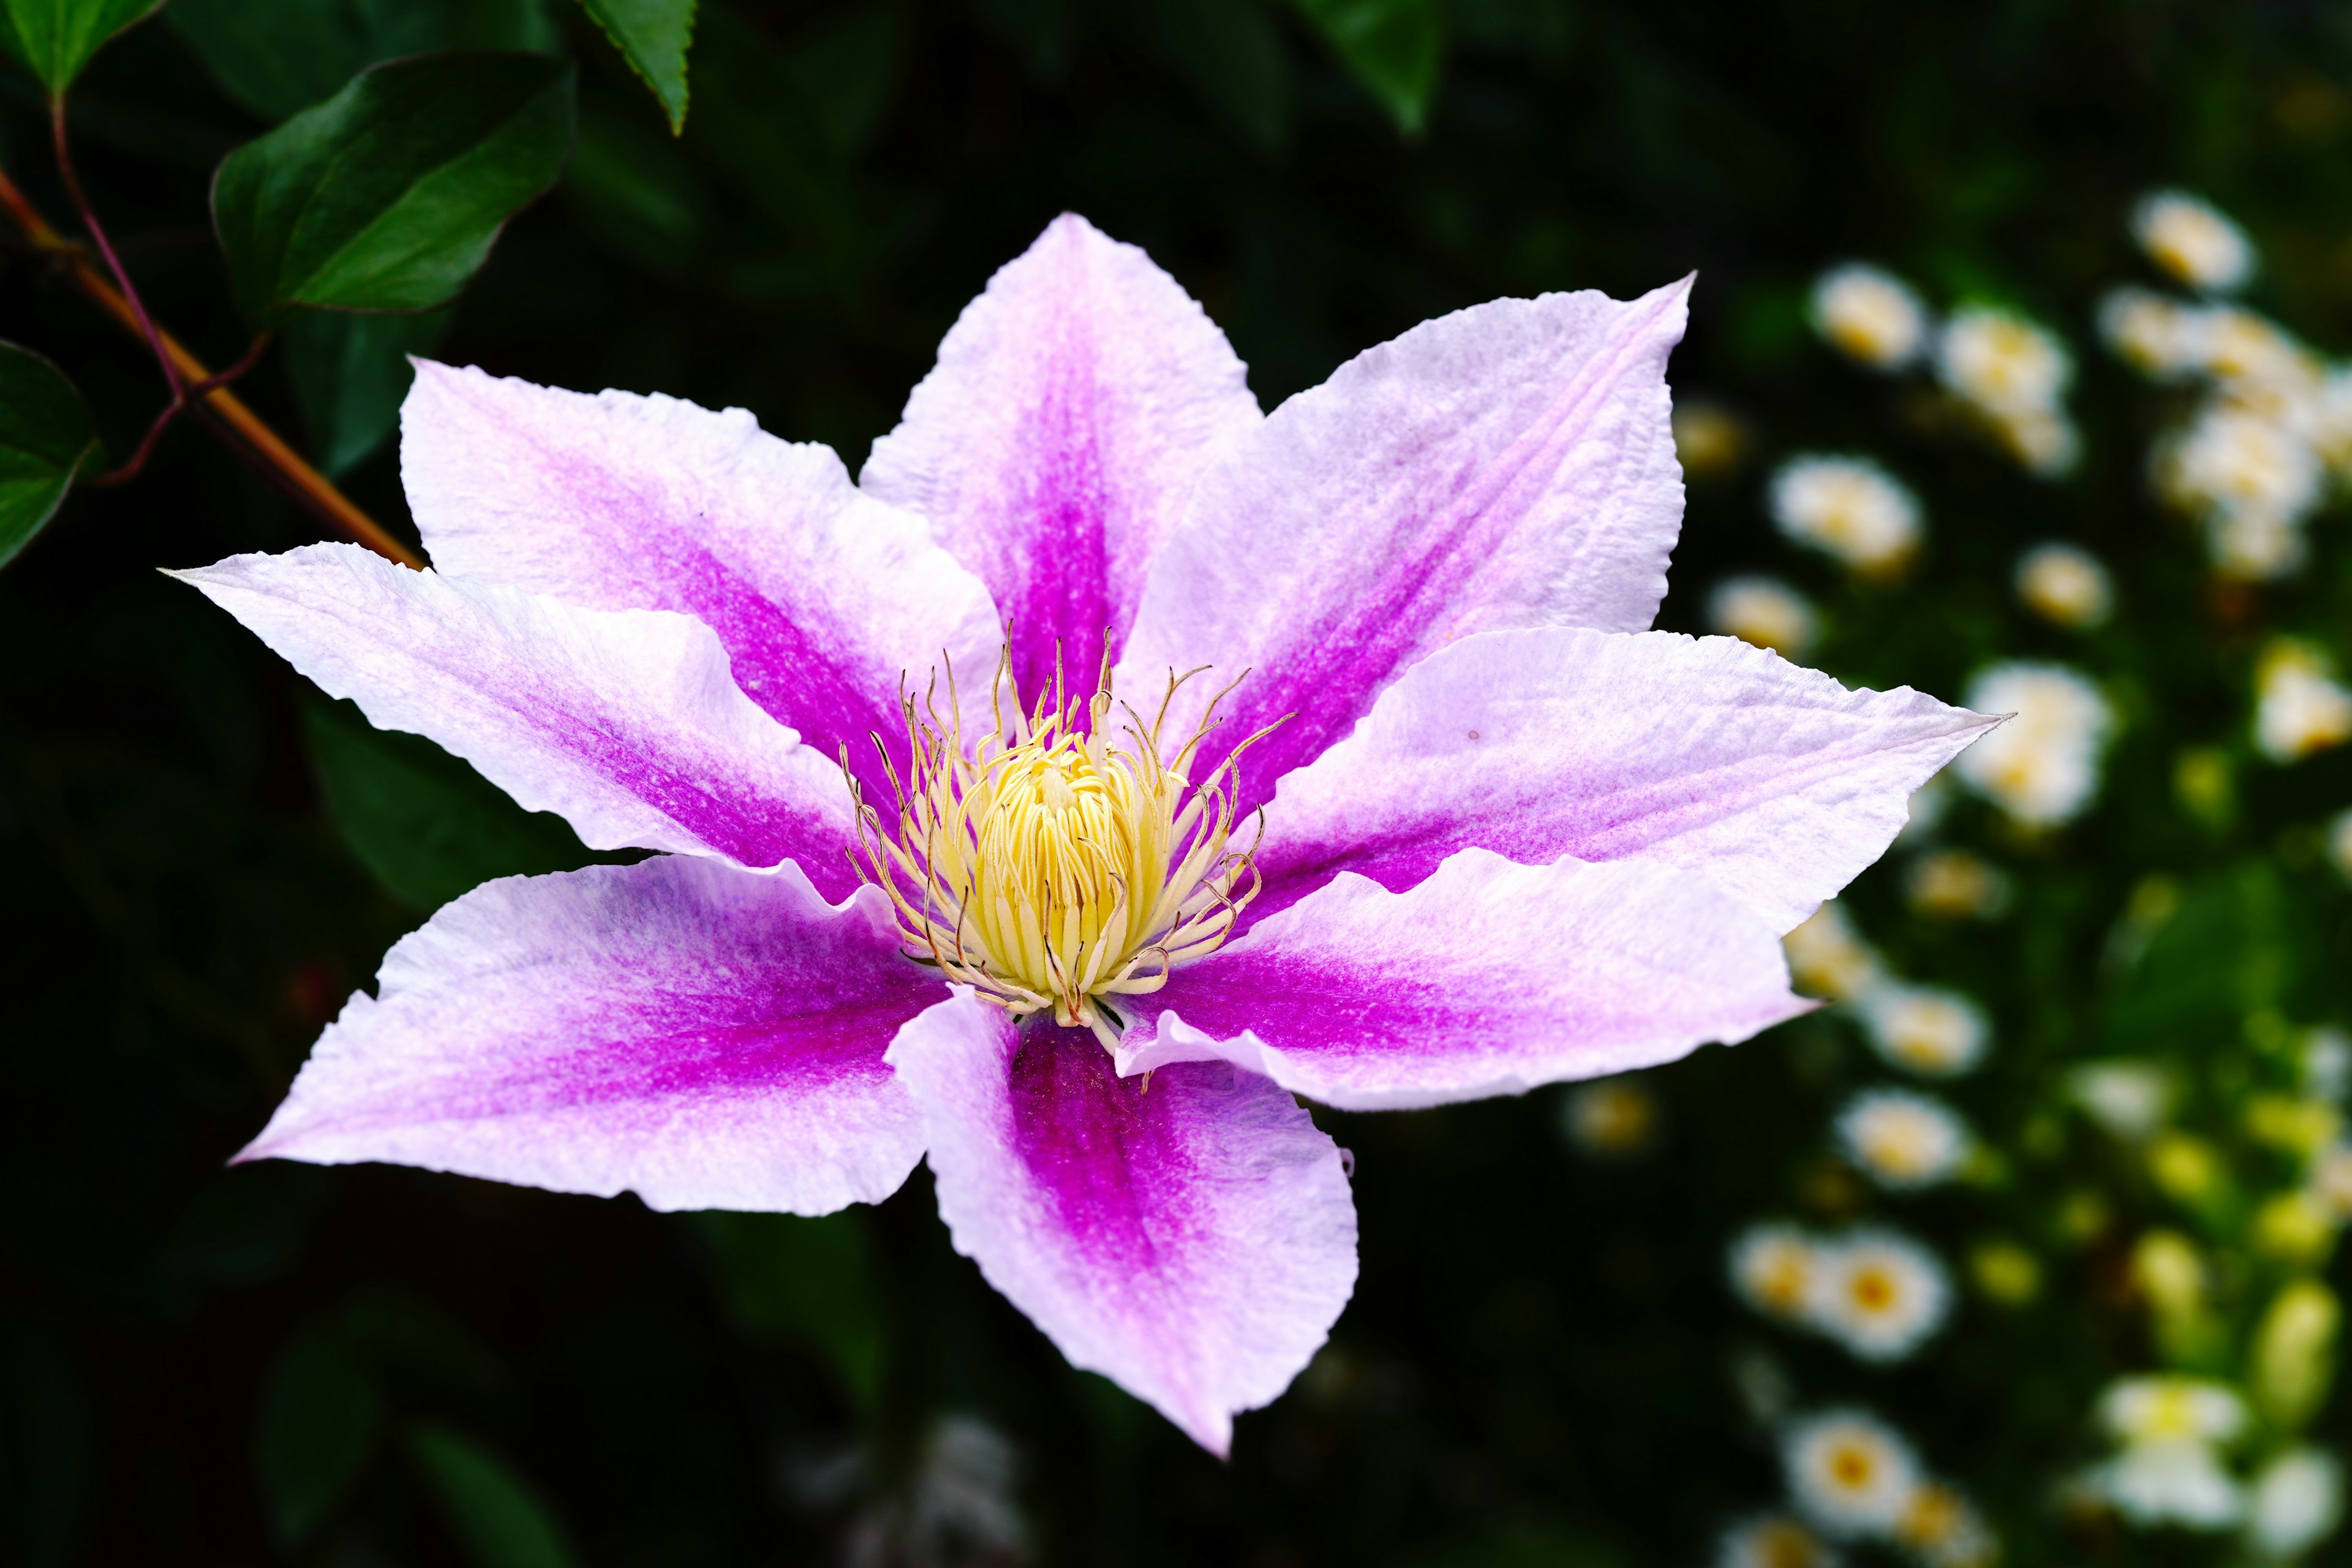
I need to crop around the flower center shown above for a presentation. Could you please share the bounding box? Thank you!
[850,646,1273,1050]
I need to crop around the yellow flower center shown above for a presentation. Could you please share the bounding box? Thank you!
[851,646,1273,1050]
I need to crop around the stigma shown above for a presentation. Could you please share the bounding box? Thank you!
[849,646,1271,1052]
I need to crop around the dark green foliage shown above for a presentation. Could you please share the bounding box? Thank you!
[409,1422,579,1568]
[257,1329,380,1544]
[0,343,100,567]
[0,0,161,95]
[573,0,695,133]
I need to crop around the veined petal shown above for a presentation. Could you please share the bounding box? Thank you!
[862,213,1261,698]
[1117,847,1809,1111]
[886,993,1356,1457]
[400,361,1003,797]
[1114,278,1690,805]
[1258,627,1998,934]
[174,543,858,892]
[240,857,936,1214]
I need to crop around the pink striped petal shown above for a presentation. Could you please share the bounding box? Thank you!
[886,993,1356,1456]
[239,857,936,1214]
[1114,278,1691,807]
[1117,848,1809,1110]
[174,543,858,893]
[861,214,1261,699]
[1257,628,1998,935]
[399,361,1003,798]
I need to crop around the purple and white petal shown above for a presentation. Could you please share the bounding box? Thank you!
[175,543,858,893]
[1113,279,1690,805]
[861,213,1261,698]
[399,361,1003,797]
[1117,847,1809,1111]
[886,993,1356,1457]
[1256,627,1999,934]
[240,857,936,1213]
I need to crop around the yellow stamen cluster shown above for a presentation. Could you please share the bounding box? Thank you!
[850,648,1269,1051]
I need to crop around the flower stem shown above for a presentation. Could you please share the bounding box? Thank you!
[0,139,422,569]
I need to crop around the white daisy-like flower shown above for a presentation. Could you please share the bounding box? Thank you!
[1952,662,2114,827]
[2069,1061,2175,1139]
[2015,543,2113,629]
[1716,1512,1841,1568]
[1769,457,1923,576]
[2102,1375,2248,1446]
[1896,1482,1997,1568]
[1937,306,2072,418]
[2100,287,2204,380]
[2329,810,2352,885]
[2159,405,2323,522]
[2085,1440,2245,1529]
[1562,1079,1659,1158]
[1783,902,1882,1002]
[1836,1090,1971,1191]
[2189,306,2317,390]
[1992,405,2081,479]
[2255,641,2352,763]
[1709,575,1820,660]
[2133,190,2256,294]
[1783,1409,1923,1538]
[2246,1447,2345,1559]
[1806,1228,1952,1362]
[1811,263,1932,371]
[1731,1222,1819,1322]
[2208,507,2309,582]
[1905,849,2010,920]
[1855,984,1989,1078]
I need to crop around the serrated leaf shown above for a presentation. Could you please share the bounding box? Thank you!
[1291,0,1442,134]
[284,308,451,475]
[257,1331,379,1547]
[211,52,577,326]
[576,0,695,134]
[409,1423,577,1568]
[0,0,163,96]
[303,696,606,910]
[0,343,102,570]
[168,0,562,124]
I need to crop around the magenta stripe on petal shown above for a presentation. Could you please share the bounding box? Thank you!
[240,857,938,1214]
[1115,279,1689,809]
[400,361,1003,800]
[862,214,1261,700]
[887,992,1356,1455]
[1117,848,1811,1111]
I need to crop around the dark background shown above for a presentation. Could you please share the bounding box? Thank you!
[7,0,2352,1563]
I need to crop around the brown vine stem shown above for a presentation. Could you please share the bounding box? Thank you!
[0,154,422,569]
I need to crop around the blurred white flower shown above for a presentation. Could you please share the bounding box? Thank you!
[2190,306,2316,390]
[1731,1222,1819,1322]
[2101,287,2205,379]
[1939,306,2073,416]
[2133,190,2256,293]
[2255,641,2352,763]
[2207,507,2309,582]
[2329,809,2352,884]
[2160,405,2323,523]
[1770,456,1924,576]
[2103,1376,2248,1446]
[1856,984,1990,1077]
[1716,1512,1841,1568]
[1807,1228,1953,1362]
[2304,1027,2352,1102]
[1953,662,2114,826]
[1896,1482,1998,1568]
[1836,1091,1971,1191]
[845,1414,1028,1568]
[1993,405,2081,478]
[1906,849,2011,920]
[2070,1061,2176,1139]
[1784,1410,1923,1538]
[2086,1440,2245,1529]
[1812,263,1932,370]
[1784,902,1882,1001]
[2246,1447,2345,1559]
[1710,575,1820,659]
[1563,1079,1659,1158]
[2015,543,2113,629]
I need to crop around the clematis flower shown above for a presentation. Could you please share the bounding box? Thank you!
[175,216,1992,1453]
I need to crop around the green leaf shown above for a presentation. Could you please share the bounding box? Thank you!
[257,1331,379,1547]
[168,0,562,124]
[1289,0,1443,134]
[284,307,451,475]
[408,1423,577,1568]
[692,1211,888,1418]
[1154,0,1289,154]
[576,0,695,134]
[0,0,163,96]
[0,343,102,571]
[211,52,578,325]
[302,696,606,910]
